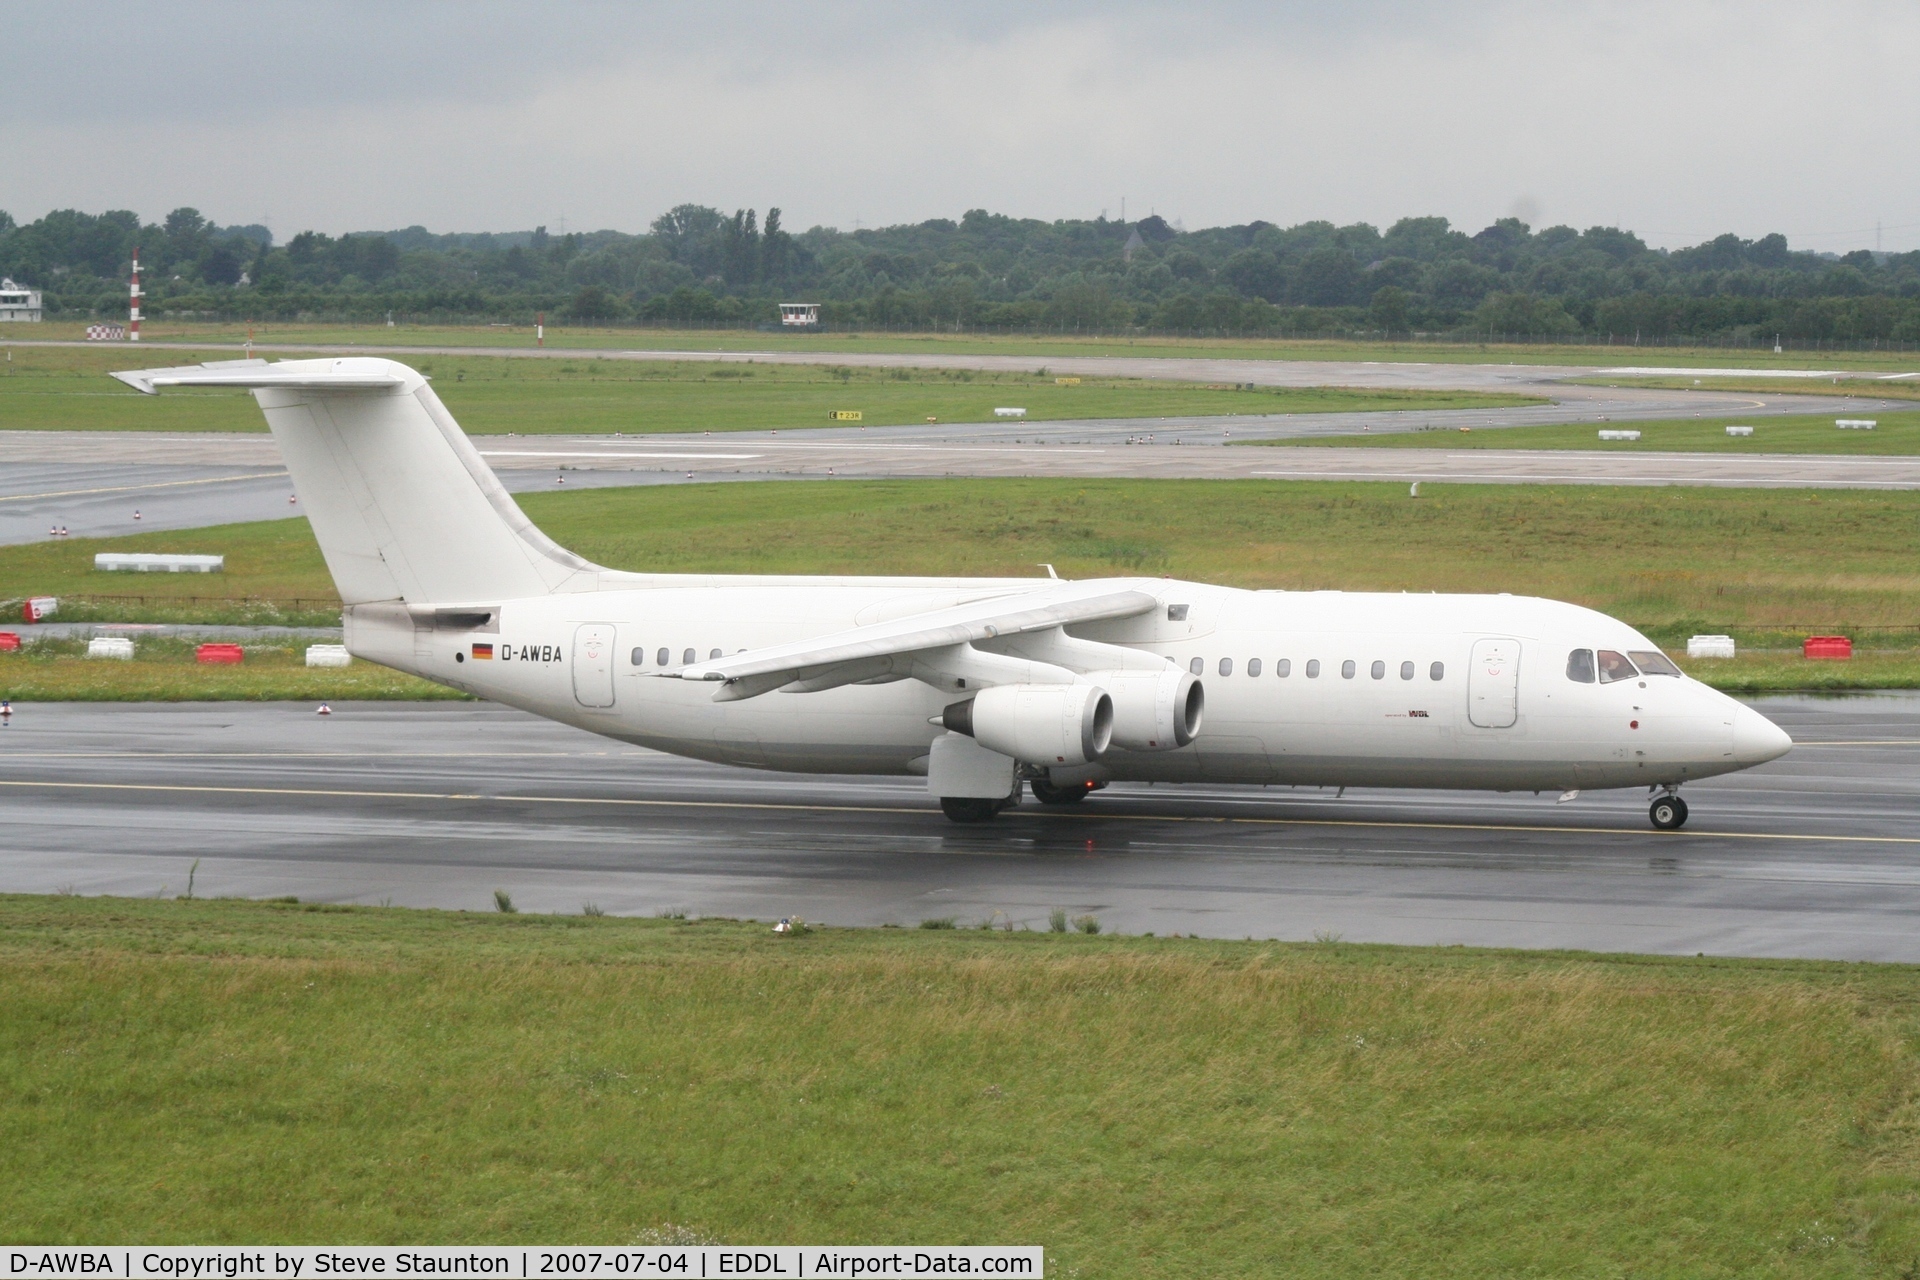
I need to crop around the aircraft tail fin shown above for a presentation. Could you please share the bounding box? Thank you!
[114,358,597,605]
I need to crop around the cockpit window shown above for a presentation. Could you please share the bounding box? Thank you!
[1596,650,1638,683]
[1566,649,1595,683]
[1630,650,1682,677]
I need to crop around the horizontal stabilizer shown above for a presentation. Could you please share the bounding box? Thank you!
[112,359,410,396]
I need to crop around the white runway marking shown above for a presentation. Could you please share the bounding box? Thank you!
[478,450,762,460]
[0,470,288,503]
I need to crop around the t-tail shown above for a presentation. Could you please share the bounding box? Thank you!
[113,357,597,606]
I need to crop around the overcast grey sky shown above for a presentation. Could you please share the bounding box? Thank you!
[5,1,1916,250]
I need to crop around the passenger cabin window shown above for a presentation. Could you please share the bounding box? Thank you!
[1400,660,1414,680]
[631,647,647,667]
[1190,657,1204,675]
[1276,659,1291,677]
[1305,659,1320,678]
[683,648,697,666]
[1370,660,1385,680]
[710,648,723,660]
[1566,649,1596,683]
[1630,650,1682,677]
[1430,661,1444,681]
[1219,657,1233,677]
[1341,660,1356,679]
[1247,658,1262,677]
[1596,650,1637,683]
[656,647,670,666]
[1166,604,1189,621]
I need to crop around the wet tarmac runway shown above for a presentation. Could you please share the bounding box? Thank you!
[8,415,1919,546]
[0,454,689,545]
[2,697,1915,962]
[4,342,1908,544]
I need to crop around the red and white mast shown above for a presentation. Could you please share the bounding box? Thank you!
[129,246,142,342]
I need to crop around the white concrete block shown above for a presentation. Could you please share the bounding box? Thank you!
[87,636,134,659]
[94,553,224,573]
[1687,635,1736,659]
[305,644,352,668]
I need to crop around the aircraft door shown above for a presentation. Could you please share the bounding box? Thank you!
[572,623,617,708]
[1467,637,1520,728]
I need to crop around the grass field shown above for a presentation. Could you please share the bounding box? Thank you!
[3,894,1919,1273]
[0,346,1538,435]
[0,636,457,701]
[4,479,1917,695]
[14,320,1920,372]
[1250,410,1920,454]
[1574,375,1920,403]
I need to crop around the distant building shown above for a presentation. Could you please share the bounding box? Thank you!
[0,278,42,322]
[1123,228,1146,263]
[779,301,820,327]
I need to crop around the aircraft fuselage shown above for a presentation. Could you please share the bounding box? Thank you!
[347,576,1789,793]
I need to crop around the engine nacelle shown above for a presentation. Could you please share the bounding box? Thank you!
[1094,666,1203,751]
[942,683,1113,766]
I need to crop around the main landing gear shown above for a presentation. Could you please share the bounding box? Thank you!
[940,780,1027,824]
[940,797,999,823]
[1649,790,1689,831]
[1030,776,1099,805]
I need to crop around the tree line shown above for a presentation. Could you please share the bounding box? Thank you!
[3,202,1917,343]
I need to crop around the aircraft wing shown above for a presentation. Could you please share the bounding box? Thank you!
[676,582,1159,701]
[112,359,410,395]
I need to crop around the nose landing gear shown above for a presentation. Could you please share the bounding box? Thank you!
[1649,791,1689,830]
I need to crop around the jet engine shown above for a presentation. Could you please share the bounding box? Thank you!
[1093,667,1203,751]
[942,683,1113,766]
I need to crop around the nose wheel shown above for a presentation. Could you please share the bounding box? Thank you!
[1649,794,1689,830]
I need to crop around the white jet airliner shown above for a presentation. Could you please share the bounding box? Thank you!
[115,357,1791,828]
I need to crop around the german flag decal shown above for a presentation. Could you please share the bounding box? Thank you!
[472,642,494,660]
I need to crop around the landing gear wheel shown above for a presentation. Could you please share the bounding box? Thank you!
[1649,795,1689,830]
[1030,777,1090,805]
[941,797,999,824]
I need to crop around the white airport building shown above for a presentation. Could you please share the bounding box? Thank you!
[0,278,43,322]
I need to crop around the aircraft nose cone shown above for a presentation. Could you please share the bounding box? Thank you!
[1733,706,1793,765]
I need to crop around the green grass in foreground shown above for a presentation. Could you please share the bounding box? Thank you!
[1250,410,1920,454]
[0,636,458,701]
[19,319,1920,371]
[0,346,1536,434]
[3,895,1918,1272]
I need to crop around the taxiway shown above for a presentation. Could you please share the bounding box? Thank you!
[1,698,1915,962]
